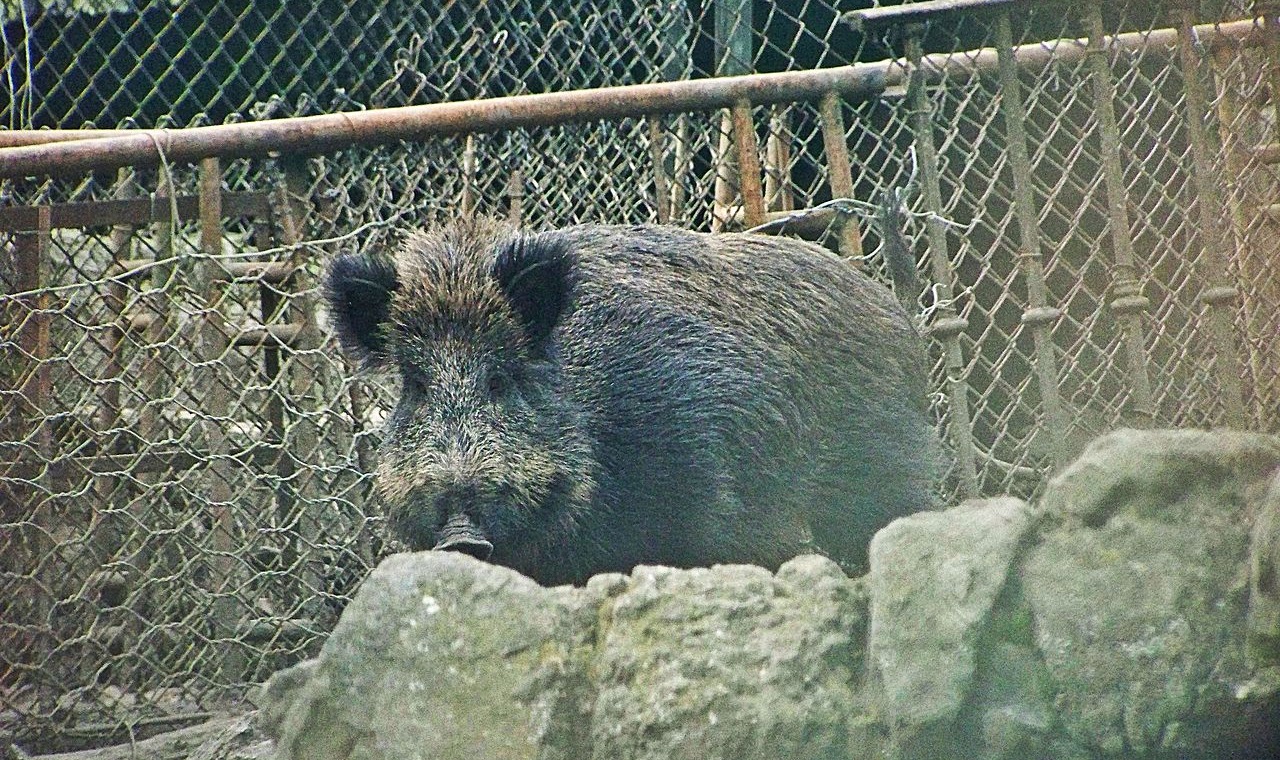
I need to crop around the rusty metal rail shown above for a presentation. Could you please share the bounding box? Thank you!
[0,18,1261,178]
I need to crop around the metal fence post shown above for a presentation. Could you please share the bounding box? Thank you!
[904,22,978,496]
[994,12,1069,468]
[8,206,54,694]
[1174,0,1247,429]
[90,169,137,571]
[1241,0,1280,428]
[1207,45,1269,428]
[1083,0,1156,425]
[461,134,478,217]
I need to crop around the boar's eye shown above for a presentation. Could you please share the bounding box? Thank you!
[399,368,430,397]
[487,370,514,399]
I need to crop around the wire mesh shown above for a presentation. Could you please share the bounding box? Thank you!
[2,0,1278,752]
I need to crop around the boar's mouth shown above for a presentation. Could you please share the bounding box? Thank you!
[432,513,494,560]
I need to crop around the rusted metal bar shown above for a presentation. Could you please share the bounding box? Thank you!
[994,11,1068,468]
[844,0,1028,28]
[1084,0,1155,425]
[818,90,865,260]
[1175,1,1247,429]
[12,207,53,452]
[20,210,52,420]
[13,207,56,605]
[904,24,978,496]
[278,160,326,604]
[119,172,177,632]
[712,111,736,232]
[135,173,174,455]
[0,19,1262,178]
[249,198,291,597]
[819,92,855,201]
[731,99,767,229]
[647,116,672,224]
[670,116,690,224]
[0,191,270,231]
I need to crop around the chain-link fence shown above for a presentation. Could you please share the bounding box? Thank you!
[2,0,1279,753]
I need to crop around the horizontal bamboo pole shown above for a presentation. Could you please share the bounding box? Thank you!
[0,18,1259,178]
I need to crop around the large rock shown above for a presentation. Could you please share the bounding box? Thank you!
[261,551,598,760]
[261,552,871,760]
[867,497,1035,758]
[1022,428,1280,757]
[261,428,1280,760]
[1248,471,1280,659]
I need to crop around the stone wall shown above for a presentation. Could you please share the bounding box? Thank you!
[260,429,1280,759]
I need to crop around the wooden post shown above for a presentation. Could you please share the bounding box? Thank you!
[764,106,794,213]
[197,158,239,649]
[819,91,865,260]
[731,99,766,229]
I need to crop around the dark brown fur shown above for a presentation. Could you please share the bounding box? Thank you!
[326,219,940,585]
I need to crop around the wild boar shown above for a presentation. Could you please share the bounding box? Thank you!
[325,218,940,585]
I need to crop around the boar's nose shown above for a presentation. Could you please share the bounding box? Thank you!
[432,513,494,561]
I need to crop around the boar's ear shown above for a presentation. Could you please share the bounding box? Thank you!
[491,233,574,350]
[324,252,400,367]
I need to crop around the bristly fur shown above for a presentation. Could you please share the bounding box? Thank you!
[386,218,576,355]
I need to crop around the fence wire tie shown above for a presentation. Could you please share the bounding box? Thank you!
[1190,25,1204,54]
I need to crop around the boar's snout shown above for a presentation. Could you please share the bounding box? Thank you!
[432,513,494,560]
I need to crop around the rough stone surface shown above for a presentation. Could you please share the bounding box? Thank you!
[262,551,597,760]
[590,556,867,760]
[1248,471,1280,660]
[1023,428,1280,757]
[261,428,1280,760]
[261,552,871,760]
[866,497,1035,757]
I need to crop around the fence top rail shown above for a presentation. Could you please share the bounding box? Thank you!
[0,17,1259,180]
[844,0,1032,31]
